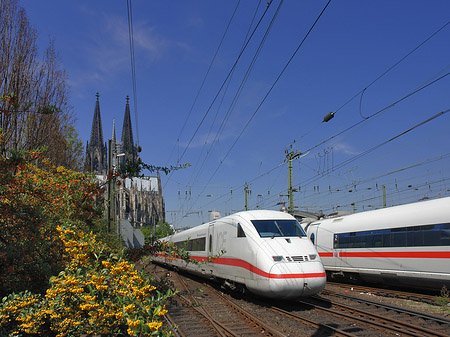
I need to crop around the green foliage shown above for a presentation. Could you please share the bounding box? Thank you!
[155,222,175,239]
[0,225,174,336]
[134,223,174,245]
[0,131,176,335]
[141,226,153,244]
[117,159,190,178]
[435,285,450,308]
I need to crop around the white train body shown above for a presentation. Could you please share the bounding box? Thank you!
[304,197,450,290]
[153,210,326,299]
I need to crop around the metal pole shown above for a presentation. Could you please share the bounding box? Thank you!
[288,158,294,215]
[244,183,248,211]
[107,139,112,231]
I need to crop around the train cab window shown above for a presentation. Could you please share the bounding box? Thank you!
[310,233,315,244]
[251,219,307,238]
[237,223,246,237]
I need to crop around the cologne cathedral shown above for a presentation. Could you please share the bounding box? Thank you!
[85,93,165,227]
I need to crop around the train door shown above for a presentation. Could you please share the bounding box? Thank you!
[308,224,319,246]
[204,224,215,276]
[208,224,214,258]
[311,223,338,269]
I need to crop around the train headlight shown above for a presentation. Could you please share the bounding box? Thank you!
[309,254,317,260]
[272,256,284,262]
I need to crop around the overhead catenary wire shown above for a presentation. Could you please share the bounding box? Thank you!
[171,5,448,226]
[299,152,450,205]
[164,0,276,190]
[188,0,280,191]
[335,20,450,115]
[288,20,450,144]
[305,71,450,156]
[176,0,333,224]
[175,0,266,219]
[186,0,264,187]
[256,108,450,209]
[165,0,243,166]
[181,66,449,224]
[126,0,139,146]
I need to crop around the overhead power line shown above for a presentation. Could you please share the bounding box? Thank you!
[306,71,450,155]
[335,20,450,115]
[177,0,333,223]
[164,0,276,190]
[166,0,243,166]
[194,0,332,198]
[299,108,450,189]
[126,0,139,146]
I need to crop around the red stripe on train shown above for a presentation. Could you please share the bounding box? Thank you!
[188,256,326,279]
[319,251,450,258]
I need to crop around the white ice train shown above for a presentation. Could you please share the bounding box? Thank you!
[153,210,326,299]
[303,197,450,290]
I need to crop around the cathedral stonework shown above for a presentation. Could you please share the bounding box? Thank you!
[85,93,165,227]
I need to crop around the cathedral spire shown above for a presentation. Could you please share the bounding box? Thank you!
[85,92,107,174]
[121,95,136,164]
[112,119,116,150]
[89,92,104,148]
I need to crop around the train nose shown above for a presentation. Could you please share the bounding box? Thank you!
[267,262,326,299]
[300,263,327,296]
[299,261,327,296]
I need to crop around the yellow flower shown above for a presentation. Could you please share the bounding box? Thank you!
[123,304,135,313]
[127,319,140,328]
[95,284,108,291]
[83,295,96,302]
[146,321,163,331]
[157,305,168,316]
[80,303,99,311]
[102,260,112,269]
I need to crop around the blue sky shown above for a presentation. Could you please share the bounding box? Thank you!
[21,0,450,227]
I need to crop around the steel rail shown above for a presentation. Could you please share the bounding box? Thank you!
[269,305,358,337]
[301,296,449,337]
[174,272,232,337]
[322,289,450,326]
[327,282,439,304]
[208,285,286,337]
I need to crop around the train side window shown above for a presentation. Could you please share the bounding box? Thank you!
[423,224,440,246]
[209,235,212,253]
[310,233,315,244]
[442,223,450,245]
[237,223,246,237]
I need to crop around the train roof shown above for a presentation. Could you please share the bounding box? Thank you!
[311,197,450,232]
[233,209,295,222]
[164,210,296,241]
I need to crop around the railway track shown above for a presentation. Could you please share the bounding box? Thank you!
[151,264,284,337]
[146,263,450,336]
[327,281,441,305]
[297,294,450,337]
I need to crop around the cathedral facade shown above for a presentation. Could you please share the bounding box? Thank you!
[85,93,165,227]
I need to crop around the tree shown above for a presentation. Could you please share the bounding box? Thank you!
[0,0,83,170]
[155,222,175,239]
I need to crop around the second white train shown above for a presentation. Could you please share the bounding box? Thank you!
[303,197,450,290]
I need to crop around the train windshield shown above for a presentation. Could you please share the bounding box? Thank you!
[251,219,307,238]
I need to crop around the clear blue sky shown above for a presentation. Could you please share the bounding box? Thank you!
[21,0,450,227]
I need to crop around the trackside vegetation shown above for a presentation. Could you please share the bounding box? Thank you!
[0,130,184,336]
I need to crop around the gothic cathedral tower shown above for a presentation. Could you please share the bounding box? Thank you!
[84,93,107,174]
[120,96,138,165]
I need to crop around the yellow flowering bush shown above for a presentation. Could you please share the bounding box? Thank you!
[1,131,177,336]
[0,224,175,336]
